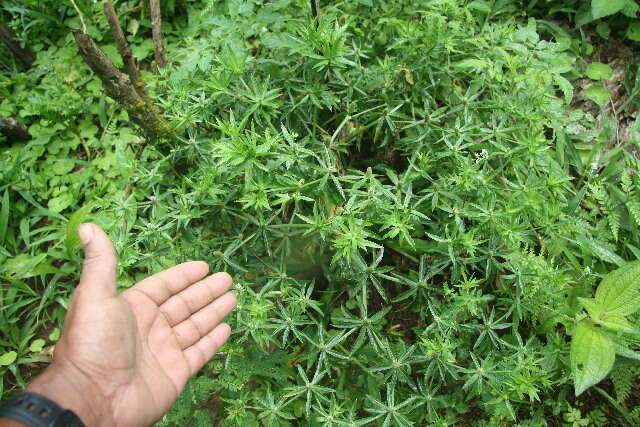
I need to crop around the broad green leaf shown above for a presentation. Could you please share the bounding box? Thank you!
[586,62,613,81]
[621,0,640,17]
[596,21,611,39]
[453,58,487,71]
[576,235,624,265]
[127,18,140,36]
[596,313,636,332]
[585,85,611,107]
[52,159,76,175]
[626,22,640,41]
[49,328,61,341]
[595,261,640,316]
[591,0,628,19]
[468,0,491,14]
[613,341,640,361]
[579,297,603,320]
[570,322,615,396]
[0,351,17,366]
[47,192,73,213]
[102,44,124,68]
[29,339,45,353]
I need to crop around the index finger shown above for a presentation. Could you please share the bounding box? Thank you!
[126,261,209,304]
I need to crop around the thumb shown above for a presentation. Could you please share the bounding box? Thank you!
[77,223,117,297]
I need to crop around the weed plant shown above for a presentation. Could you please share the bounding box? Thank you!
[1,0,640,425]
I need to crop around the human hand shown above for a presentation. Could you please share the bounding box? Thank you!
[25,223,236,426]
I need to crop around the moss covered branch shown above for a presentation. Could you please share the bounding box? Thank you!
[73,31,175,142]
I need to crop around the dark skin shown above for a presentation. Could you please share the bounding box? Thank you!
[0,223,237,426]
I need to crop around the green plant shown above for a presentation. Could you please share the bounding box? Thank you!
[571,262,640,396]
[2,0,640,425]
[527,0,640,41]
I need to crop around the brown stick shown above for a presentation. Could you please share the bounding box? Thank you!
[149,0,166,68]
[73,31,175,142]
[310,0,320,22]
[103,2,151,103]
[0,117,30,143]
[0,17,35,70]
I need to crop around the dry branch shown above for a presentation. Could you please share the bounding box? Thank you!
[74,31,175,142]
[0,17,35,70]
[310,0,321,21]
[0,117,30,143]
[149,0,167,68]
[103,1,151,103]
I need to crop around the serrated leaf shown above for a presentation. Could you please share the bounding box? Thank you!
[571,321,615,396]
[586,62,613,80]
[613,341,640,360]
[595,261,640,316]
[554,75,574,104]
[576,235,624,265]
[596,313,636,332]
[585,85,611,107]
[0,351,17,366]
[591,0,627,19]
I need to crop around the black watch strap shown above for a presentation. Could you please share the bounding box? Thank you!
[0,392,85,427]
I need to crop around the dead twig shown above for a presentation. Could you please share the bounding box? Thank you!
[103,1,151,103]
[149,0,167,68]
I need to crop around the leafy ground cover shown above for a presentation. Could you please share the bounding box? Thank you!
[1,0,640,425]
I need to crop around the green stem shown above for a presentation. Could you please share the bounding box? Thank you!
[593,386,635,426]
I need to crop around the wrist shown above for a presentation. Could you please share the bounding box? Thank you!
[26,362,113,426]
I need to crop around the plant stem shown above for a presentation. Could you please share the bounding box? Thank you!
[594,386,635,426]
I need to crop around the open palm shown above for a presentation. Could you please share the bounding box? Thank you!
[28,223,236,426]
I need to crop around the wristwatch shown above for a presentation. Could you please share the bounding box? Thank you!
[0,392,85,426]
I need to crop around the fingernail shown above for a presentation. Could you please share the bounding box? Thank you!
[78,223,94,245]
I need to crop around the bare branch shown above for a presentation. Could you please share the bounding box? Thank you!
[73,31,175,142]
[149,0,167,68]
[103,1,151,103]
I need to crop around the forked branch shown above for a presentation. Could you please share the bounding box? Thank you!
[74,31,175,141]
